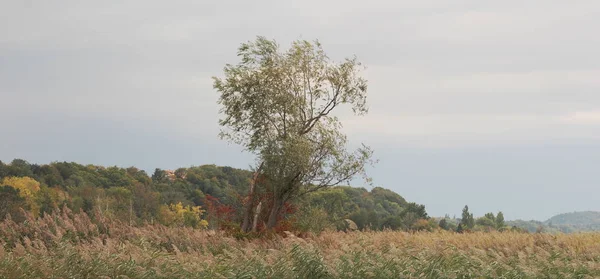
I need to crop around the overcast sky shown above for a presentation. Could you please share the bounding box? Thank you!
[2,0,600,221]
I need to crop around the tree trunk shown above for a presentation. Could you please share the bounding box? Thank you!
[266,196,284,229]
[129,198,133,226]
[251,202,262,232]
[241,163,263,232]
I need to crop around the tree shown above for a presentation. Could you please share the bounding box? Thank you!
[37,165,64,187]
[7,159,34,178]
[157,202,208,229]
[496,211,505,229]
[131,182,160,222]
[461,205,474,229]
[101,166,132,187]
[37,186,68,216]
[127,167,152,186]
[456,223,464,233]
[484,212,496,223]
[105,187,133,221]
[0,160,7,179]
[53,162,78,181]
[476,212,497,230]
[151,168,167,183]
[403,202,428,219]
[2,176,41,217]
[214,36,373,230]
[301,188,355,224]
[476,216,496,229]
[0,185,27,221]
[174,168,187,179]
[439,218,449,230]
[381,216,403,230]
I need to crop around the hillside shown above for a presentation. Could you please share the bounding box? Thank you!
[545,211,600,232]
[547,211,600,226]
[0,158,431,232]
[6,158,598,234]
[508,211,600,233]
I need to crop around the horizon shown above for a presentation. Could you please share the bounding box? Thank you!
[2,1,600,221]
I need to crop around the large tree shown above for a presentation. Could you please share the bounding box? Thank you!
[213,37,374,230]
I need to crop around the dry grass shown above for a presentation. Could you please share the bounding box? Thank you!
[1,208,599,278]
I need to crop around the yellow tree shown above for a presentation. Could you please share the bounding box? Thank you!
[2,176,41,217]
[157,202,208,229]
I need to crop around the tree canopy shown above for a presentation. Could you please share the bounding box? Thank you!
[214,37,374,229]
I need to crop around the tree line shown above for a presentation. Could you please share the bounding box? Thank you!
[0,158,537,234]
[0,159,435,233]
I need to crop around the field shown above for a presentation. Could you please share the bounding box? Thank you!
[1,209,600,278]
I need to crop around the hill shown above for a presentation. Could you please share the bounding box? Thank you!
[545,211,600,232]
[546,211,600,226]
[507,211,600,233]
[0,158,431,232]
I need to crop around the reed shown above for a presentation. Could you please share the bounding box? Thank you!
[1,208,599,278]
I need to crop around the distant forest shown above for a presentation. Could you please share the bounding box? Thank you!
[0,159,432,233]
[0,159,593,234]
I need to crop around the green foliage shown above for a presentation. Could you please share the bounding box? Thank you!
[0,159,428,234]
[484,212,496,223]
[0,186,27,221]
[457,223,464,233]
[0,159,250,227]
[476,216,496,228]
[461,205,475,229]
[439,218,450,230]
[214,36,374,229]
[293,206,333,233]
[496,211,505,229]
[151,168,167,183]
[474,211,507,231]
[296,186,429,231]
[0,161,6,178]
[6,159,34,177]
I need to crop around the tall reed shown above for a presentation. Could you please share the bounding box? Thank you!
[1,208,599,278]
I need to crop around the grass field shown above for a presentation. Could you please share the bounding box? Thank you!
[1,209,600,278]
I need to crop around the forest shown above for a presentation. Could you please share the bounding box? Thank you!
[0,158,431,233]
[0,158,522,235]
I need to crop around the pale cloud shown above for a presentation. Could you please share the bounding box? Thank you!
[342,109,600,148]
[560,111,600,124]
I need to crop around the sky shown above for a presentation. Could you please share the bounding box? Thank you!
[1,0,600,221]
